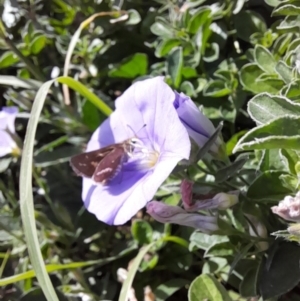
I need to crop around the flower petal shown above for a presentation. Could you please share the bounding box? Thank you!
[0,106,18,133]
[82,155,183,225]
[114,77,190,158]
[0,130,17,157]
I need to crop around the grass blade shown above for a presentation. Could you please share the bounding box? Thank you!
[62,11,126,105]
[0,243,136,286]
[20,79,59,301]
[0,75,42,89]
[57,76,112,116]
[118,242,156,301]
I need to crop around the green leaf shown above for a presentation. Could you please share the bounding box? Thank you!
[247,93,300,124]
[239,267,259,297]
[82,100,101,131]
[155,39,181,58]
[273,33,293,58]
[189,232,229,251]
[151,20,174,37]
[233,116,300,152]
[264,0,282,7]
[131,220,153,245]
[247,171,292,201]
[259,242,300,299]
[234,11,267,43]
[203,80,231,97]
[0,51,20,68]
[215,156,248,183]
[259,149,288,172]
[205,242,235,257]
[283,80,300,101]
[280,149,300,175]
[187,7,211,34]
[254,45,276,74]
[154,278,189,301]
[180,81,196,97]
[273,4,300,16]
[188,274,232,301]
[167,47,183,88]
[203,43,220,62]
[30,35,47,55]
[225,130,248,156]
[109,53,148,78]
[240,64,284,94]
[275,61,293,84]
[125,9,141,25]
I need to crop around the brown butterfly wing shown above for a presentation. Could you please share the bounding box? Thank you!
[70,146,114,178]
[92,146,126,184]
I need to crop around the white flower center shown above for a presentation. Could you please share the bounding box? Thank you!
[127,138,159,169]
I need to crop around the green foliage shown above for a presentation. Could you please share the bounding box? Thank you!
[2,0,300,300]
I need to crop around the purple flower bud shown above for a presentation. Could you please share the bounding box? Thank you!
[271,192,300,222]
[180,179,194,208]
[173,92,227,160]
[0,106,21,157]
[146,201,219,233]
[186,191,239,211]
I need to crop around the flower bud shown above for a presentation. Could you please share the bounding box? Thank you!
[146,201,218,233]
[271,192,300,222]
[173,92,227,161]
[186,191,239,211]
[180,179,194,208]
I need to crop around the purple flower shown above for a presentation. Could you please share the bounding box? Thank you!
[82,77,191,225]
[0,106,20,157]
[173,92,226,159]
[146,201,219,233]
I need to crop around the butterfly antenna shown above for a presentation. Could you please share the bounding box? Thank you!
[127,123,146,137]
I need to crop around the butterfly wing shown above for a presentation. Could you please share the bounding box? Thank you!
[70,146,113,178]
[93,146,126,184]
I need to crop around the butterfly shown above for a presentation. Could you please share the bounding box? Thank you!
[70,138,142,185]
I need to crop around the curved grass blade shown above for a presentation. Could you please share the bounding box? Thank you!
[57,76,112,116]
[20,79,59,301]
[0,75,42,89]
[62,11,126,105]
[118,242,156,301]
[0,243,136,286]
[118,236,188,301]
[20,76,113,301]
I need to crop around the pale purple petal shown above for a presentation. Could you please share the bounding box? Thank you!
[174,93,222,153]
[0,106,18,133]
[83,154,185,225]
[0,130,18,157]
[114,77,191,157]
